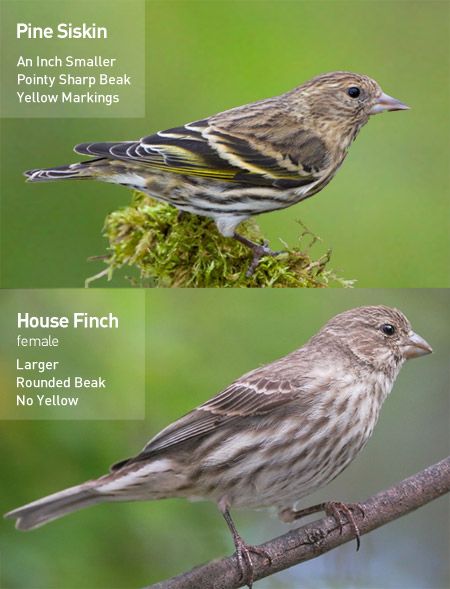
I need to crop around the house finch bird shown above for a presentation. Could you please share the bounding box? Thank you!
[25,72,408,274]
[5,306,431,587]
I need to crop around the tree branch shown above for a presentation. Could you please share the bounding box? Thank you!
[145,456,450,589]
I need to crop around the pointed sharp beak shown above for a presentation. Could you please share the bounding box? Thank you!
[370,91,410,115]
[402,331,433,359]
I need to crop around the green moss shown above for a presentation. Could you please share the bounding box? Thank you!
[87,192,354,288]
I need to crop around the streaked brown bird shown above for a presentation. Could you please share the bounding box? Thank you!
[5,306,431,587]
[25,72,408,273]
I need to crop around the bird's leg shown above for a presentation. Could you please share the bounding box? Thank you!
[176,210,187,223]
[233,233,283,277]
[220,505,271,588]
[280,501,365,551]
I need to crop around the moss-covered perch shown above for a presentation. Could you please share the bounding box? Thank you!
[86,192,354,288]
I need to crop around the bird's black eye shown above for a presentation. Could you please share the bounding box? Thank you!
[381,323,396,336]
[347,86,361,98]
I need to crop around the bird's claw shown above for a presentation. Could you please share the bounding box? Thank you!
[233,232,284,276]
[246,242,281,277]
[279,500,364,552]
[324,501,364,551]
[233,535,271,588]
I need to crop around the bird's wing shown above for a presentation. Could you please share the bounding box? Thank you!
[110,373,302,471]
[74,117,316,189]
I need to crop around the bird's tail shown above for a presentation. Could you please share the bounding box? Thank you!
[24,158,106,182]
[4,481,104,530]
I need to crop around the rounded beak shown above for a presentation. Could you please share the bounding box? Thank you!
[370,92,410,115]
[402,331,433,359]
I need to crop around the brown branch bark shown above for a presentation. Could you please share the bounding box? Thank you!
[145,456,450,589]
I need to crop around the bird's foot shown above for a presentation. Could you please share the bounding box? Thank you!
[221,505,271,588]
[279,501,365,551]
[323,501,365,551]
[233,233,284,277]
[232,532,272,588]
[246,241,281,277]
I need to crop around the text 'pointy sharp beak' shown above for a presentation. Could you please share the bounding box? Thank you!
[370,92,410,115]
[402,331,433,359]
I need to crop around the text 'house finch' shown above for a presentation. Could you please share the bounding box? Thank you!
[5,306,432,586]
[25,72,408,273]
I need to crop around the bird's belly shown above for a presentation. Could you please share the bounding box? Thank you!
[137,177,308,237]
[194,423,371,510]
[230,444,362,509]
[106,166,321,239]
[113,167,306,214]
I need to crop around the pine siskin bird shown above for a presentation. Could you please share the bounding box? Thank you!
[5,307,431,586]
[25,72,408,274]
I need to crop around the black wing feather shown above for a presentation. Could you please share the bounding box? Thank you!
[74,118,315,188]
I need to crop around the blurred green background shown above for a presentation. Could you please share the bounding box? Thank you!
[0,290,145,420]
[1,288,449,588]
[0,0,145,118]
[1,0,449,287]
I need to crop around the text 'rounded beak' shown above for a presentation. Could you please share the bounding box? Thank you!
[370,92,410,115]
[402,332,433,359]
